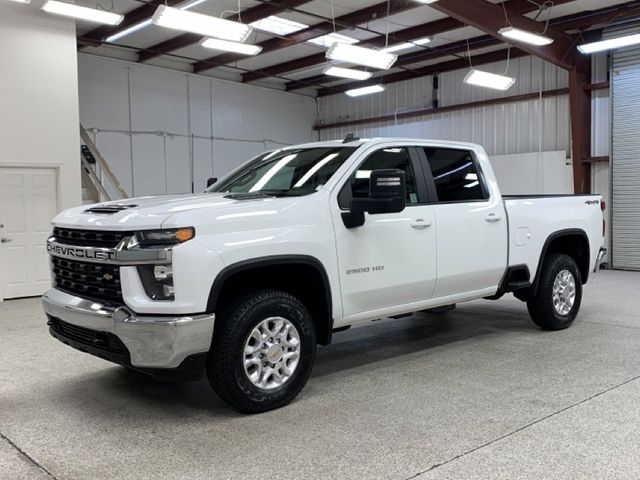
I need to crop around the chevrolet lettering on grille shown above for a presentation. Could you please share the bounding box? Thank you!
[46,242,117,262]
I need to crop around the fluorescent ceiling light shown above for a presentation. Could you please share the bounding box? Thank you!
[382,36,431,53]
[151,5,252,42]
[201,38,262,55]
[578,33,640,54]
[463,69,515,91]
[327,43,397,70]
[345,84,385,97]
[5,0,31,4]
[324,66,372,80]
[106,0,207,44]
[250,15,306,36]
[41,0,123,25]
[414,0,439,3]
[498,26,553,46]
[309,32,359,48]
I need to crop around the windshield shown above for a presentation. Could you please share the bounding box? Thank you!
[207,147,357,197]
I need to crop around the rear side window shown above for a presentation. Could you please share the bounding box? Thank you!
[422,148,488,202]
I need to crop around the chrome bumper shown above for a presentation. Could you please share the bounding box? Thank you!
[42,288,214,369]
[594,247,607,272]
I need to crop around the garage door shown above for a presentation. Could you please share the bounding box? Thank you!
[0,167,58,299]
[611,25,640,270]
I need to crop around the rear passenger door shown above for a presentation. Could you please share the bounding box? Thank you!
[418,147,507,298]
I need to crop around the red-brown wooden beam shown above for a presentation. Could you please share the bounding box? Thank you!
[583,156,609,163]
[244,0,577,83]
[429,0,575,70]
[316,48,528,97]
[138,0,312,63]
[192,0,416,73]
[584,81,609,91]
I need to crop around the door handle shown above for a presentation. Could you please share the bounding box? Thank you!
[1,237,12,243]
[485,213,501,223]
[411,219,432,229]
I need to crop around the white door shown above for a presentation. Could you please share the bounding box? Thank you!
[331,146,437,321]
[0,167,58,299]
[418,147,507,298]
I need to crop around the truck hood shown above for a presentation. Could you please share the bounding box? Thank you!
[52,193,272,230]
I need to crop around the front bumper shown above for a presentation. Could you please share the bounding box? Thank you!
[42,288,215,372]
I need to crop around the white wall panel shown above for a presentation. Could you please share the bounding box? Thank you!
[318,56,571,158]
[78,54,316,196]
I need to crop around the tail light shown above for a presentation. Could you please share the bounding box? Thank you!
[601,200,606,212]
[601,200,606,237]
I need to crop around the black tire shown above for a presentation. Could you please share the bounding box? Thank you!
[207,290,317,413]
[527,253,582,331]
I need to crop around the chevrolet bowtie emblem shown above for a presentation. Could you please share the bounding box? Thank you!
[102,273,113,281]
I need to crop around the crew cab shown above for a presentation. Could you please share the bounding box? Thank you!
[42,138,607,413]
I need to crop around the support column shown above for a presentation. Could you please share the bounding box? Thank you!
[568,54,592,194]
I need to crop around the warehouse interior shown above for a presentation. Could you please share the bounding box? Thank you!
[1,0,640,478]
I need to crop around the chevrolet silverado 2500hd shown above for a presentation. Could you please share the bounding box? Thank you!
[43,138,607,413]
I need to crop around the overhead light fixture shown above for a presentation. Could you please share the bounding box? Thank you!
[414,0,439,3]
[327,43,397,70]
[498,26,553,46]
[105,0,208,44]
[309,32,359,48]
[250,15,307,36]
[151,5,252,43]
[382,36,431,53]
[5,0,31,4]
[578,33,640,54]
[201,38,262,55]
[463,69,515,91]
[324,66,373,81]
[345,84,385,97]
[41,0,124,25]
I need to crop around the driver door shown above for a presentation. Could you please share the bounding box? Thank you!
[331,146,437,321]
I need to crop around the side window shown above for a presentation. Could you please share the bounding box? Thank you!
[423,148,488,202]
[341,147,419,208]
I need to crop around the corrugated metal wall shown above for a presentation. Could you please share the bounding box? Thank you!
[317,55,570,157]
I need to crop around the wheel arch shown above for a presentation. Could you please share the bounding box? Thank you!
[532,228,590,296]
[207,255,334,345]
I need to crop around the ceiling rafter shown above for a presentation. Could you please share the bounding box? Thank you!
[428,0,575,69]
[191,0,417,73]
[310,0,640,97]
[243,0,577,83]
[137,0,313,63]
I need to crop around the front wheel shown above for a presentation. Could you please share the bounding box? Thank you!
[207,290,317,413]
[527,253,582,331]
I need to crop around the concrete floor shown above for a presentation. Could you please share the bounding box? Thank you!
[1,270,640,480]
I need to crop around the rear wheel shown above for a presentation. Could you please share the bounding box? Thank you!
[527,253,582,330]
[207,290,316,413]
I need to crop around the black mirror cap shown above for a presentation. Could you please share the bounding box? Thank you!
[206,177,218,188]
[369,169,406,199]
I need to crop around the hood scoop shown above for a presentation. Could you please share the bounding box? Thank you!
[84,204,138,215]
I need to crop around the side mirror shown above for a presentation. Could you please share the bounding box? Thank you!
[206,177,218,188]
[351,169,407,214]
[342,169,407,229]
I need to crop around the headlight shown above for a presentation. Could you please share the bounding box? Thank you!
[138,264,175,301]
[135,227,195,247]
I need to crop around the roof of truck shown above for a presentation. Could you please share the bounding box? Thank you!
[283,137,484,151]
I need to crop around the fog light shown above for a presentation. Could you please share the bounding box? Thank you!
[154,265,172,281]
[162,284,175,297]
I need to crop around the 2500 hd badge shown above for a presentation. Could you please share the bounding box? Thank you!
[46,243,116,261]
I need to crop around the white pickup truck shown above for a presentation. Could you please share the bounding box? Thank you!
[43,137,606,412]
